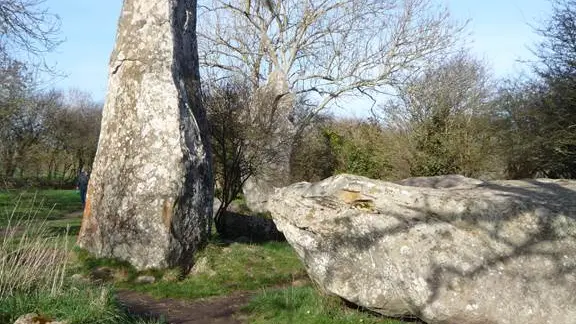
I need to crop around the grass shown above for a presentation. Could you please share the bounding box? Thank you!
[0,196,162,324]
[0,189,83,249]
[0,189,82,225]
[0,189,411,323]
[76,242,413,323]
[0,215,71,299]
[142,241,306,299]
[76,240,307,300]
[1,284,165,324]
[244,286,408,324]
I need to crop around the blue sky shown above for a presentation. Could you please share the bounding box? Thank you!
[449,0,551,75]
[41,0,551,103]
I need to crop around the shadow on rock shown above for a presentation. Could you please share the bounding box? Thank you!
[268,174,576,324]
[216,210,285,243]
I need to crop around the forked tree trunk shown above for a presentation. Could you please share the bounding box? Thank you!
[77,0,213,272]
[242,70,295,212]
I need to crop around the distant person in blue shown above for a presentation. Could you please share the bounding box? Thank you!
[77,169,90,208]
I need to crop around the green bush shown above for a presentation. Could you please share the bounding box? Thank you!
[291,119,412,182]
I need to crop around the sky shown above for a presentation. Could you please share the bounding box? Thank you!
[40,0,552,106]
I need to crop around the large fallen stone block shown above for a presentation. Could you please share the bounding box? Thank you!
[268,174,576,324]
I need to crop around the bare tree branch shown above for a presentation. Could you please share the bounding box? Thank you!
[0,0,61,63]
[199,0,464,116]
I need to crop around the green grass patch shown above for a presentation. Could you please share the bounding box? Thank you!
[0,197,159,324]
[133,241,305,299]
[0,189,83,225]
[0,189,83,248]
[76,241,306,300]
[45,217,83,237]
[0,284,164,324]
[244,286,410,324]
[73,247,147,283]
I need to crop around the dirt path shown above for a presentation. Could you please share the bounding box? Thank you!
[116,290,253,324]
[63,210,83,219]
[0,210,83,237]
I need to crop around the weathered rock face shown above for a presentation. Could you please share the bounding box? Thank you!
[268,174,576,324]
[13,313,67,324]
[242,177,273,213]
[77,0,212,272]
[242,70,295,213]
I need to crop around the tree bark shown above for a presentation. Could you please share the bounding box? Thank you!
[242,70,295,212]
[77,0,213,272]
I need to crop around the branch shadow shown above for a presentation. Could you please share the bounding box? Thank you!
[300,178,576,322]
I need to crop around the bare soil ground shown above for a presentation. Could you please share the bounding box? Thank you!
[117,289,253,324]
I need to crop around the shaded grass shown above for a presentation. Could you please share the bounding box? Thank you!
[73,247,151,283]
[244,286,409,324]
[76,241,307,300]
[45,218,83,249]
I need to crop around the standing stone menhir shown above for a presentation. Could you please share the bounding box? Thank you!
[77,0,212,272]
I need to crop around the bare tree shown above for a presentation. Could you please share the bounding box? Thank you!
[381,52,492,129]
[0,59,100,184]
[205,81,294,226]
[0,88,61,178]
[45,89,102,180]
[0,58,34,177]
[0,0,61,60]
[199,0,463,119]
[491,0,576,179]
[199,0,463,208]
[379,52,501,178]
[205,82,254,229]
[533,0,576,79]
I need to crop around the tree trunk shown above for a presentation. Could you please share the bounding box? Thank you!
[77,0,213,272]
[242,70,295,212]
[3,148,16,178]
[60,162,71,185]
[47,152,56,181]
[76,148,85,173]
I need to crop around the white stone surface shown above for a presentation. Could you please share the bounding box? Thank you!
[77,0,212,271]
[269,174,576,324]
